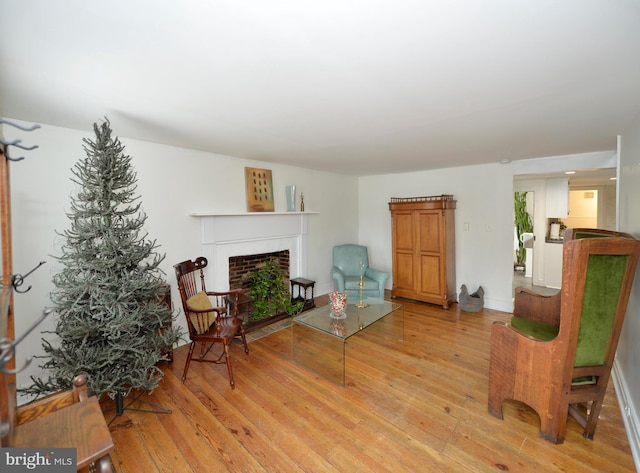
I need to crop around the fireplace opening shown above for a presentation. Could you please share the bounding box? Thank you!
[229,250,290,291]
[228,250,295,331]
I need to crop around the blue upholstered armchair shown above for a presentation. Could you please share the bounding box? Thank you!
[331,244,389,300]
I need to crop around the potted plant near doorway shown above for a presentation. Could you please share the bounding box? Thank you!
[514,191,533,271]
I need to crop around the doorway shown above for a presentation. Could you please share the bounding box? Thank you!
[513,168,617,296]
[514,191,535,292]
[513,179,547,292]
[563,189,598,229]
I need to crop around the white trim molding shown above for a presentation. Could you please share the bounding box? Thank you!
[612,359,640,472]
[190,212,318,291]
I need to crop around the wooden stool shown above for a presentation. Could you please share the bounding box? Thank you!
[290,278,316,311]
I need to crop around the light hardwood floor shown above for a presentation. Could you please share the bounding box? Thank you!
[103,296,635,472]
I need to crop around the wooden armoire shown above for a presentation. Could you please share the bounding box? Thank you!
[388,195,456,309]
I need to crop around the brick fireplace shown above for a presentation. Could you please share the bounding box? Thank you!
[228,250,290,290]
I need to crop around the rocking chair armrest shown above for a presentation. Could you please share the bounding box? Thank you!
[185,305,227,317]
[514,286,561,326]
[206,289,247,297]
[207,289,248,318]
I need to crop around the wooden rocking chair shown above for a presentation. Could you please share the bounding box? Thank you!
[174,257,249,388]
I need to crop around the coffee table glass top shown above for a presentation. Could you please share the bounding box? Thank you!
[293,299,402,340]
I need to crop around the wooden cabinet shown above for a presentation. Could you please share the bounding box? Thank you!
[546,177,569,218]
[388,195,456,309]
[543,242,563,289]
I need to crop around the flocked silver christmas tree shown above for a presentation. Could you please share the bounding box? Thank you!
[27,119,181,399]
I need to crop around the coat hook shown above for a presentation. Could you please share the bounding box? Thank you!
[0,308,53,375]
[11,261,46,294]
[0,138,39,161]
[0,120,40,161]
[0,138,39,151]
[0,119,41,132]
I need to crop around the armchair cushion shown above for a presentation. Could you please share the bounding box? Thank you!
[331,266,345,286]
[186,291,216,334]
[365,267,387,284]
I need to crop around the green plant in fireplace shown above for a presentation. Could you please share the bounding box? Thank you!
[247,260,302,321]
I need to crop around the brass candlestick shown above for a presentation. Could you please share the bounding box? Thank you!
[356,262,368,309]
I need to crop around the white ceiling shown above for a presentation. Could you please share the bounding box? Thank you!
[1,0,639,176]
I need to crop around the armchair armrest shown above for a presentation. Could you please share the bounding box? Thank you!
[365,267,389,287]
[331,266,346,292]
[488,319,558,418]
[514,287,561,326]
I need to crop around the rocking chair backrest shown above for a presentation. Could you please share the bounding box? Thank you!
[173,257,215,336]
[174,257,208,303]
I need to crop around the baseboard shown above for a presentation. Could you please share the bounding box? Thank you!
[316,282,336,297]
[483,297,514,313]
[612,360,640,472]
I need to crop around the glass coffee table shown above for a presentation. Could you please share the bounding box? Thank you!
[292,299,403,386]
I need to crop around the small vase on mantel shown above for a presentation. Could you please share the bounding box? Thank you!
[286,185,296,212]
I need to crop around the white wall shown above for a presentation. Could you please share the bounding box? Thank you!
[4,116,628,431]
[358,151,617,313]
[615,113,640,469]
[359,163,515,312]
[3,119,358,398]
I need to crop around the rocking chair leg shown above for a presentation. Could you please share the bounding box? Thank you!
[240,326,249,354]
[182,342,196,383]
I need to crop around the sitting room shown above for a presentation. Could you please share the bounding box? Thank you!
[2,1,640,472]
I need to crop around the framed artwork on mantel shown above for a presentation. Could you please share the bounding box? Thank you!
[245,167,275,212]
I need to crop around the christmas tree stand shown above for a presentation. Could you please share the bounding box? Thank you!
[105,391,171,425]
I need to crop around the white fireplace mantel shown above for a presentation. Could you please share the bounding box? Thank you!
[190,211,318,291]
